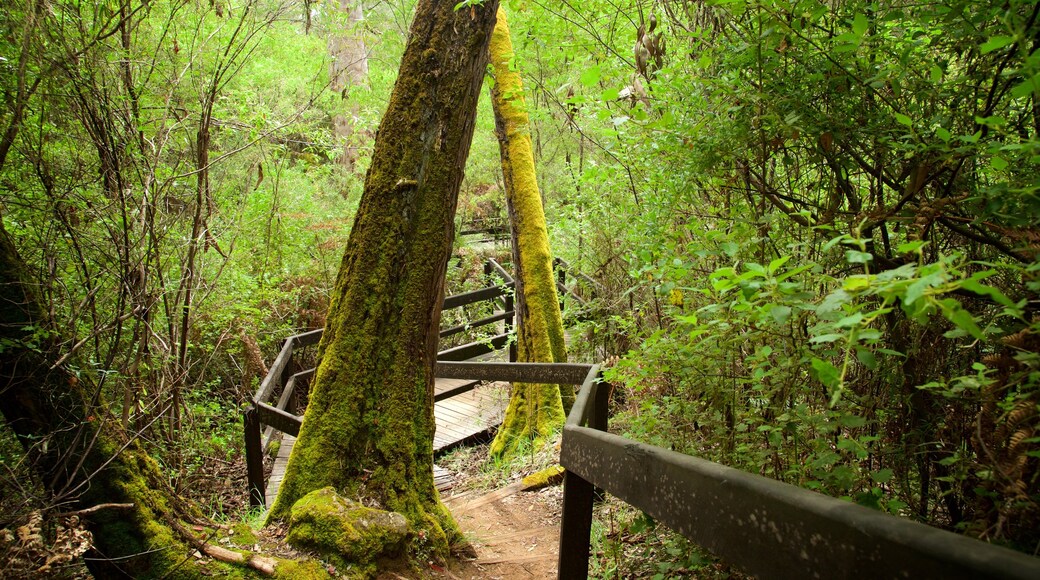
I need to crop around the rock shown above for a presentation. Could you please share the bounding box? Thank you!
[286,487,408,565]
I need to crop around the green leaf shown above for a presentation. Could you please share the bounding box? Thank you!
[838,414,867,428]
[843,275,871,291]
[580,65,601,87]
[846,250,873,264]
[960,278,1017,309]
[771,305,792,324]
[856,347,877,370]
[870,468,894,483]
[938,299,985,340]
[1010,74,1040,99]
[851,13,869,37]
[810,333,844,344]
[836,312,864,328]
[601,87,619,101]
[990,156,1008,170]
[894,112,913,127]
[980,35,1015,55]
[929,65,943,84]
[897,240,926,254]
[768,255,791,274]
[811,357,841,389]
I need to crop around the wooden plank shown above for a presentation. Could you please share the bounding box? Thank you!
[440,310,513,338]
[452,481,525,513]
[437,361,594,386]
[436,333,510,361]
[434,377,480,402]
[265,434,296,507]
[244,407,265,507]
[442,284,512,310]
[291,328,323,347]
[482,527,556,543]
[433,464,454,492]
[253,339,293,404]
[433,382,509,452]
[257,402,302,436]
[561,425,1040,580]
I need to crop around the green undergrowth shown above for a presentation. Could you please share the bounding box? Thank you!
[590,499,746,580]
[437,433,563,495]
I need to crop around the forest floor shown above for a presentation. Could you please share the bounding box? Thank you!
[436,479,563,579]
[181,437,564,579]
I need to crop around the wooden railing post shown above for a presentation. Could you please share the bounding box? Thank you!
[558,371,607,579]
[556,257,566,312]
[244,405,265,507]
[558,469,595,580]
[505,292,516,362]
[591,380,608,502]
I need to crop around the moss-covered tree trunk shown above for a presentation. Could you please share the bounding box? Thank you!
[267,0,500,556]
[0,218,207,579]
[487,7,570,460]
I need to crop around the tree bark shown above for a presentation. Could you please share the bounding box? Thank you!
[487,7,570,460]
[268,0,500,558]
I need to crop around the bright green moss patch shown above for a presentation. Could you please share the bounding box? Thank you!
[521,465,566,490]
[231,522,259,546]
[273,559,332,579]
[287,487,409,570]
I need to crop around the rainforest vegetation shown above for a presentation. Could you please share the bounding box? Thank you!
[1,0,1039,577]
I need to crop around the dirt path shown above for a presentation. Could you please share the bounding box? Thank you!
[425,482,564,579]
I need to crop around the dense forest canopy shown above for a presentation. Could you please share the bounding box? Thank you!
[1,0,1039,575]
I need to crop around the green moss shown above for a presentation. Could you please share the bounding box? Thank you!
[488,7,571,460]
[287,487,409,569]
[274,559,333,579]
[521,465,566,490]
[231,522,259,546]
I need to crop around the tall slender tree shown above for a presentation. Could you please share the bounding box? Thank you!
[329,0,368,172]
[487,6,570,459]
[268,0,500,558]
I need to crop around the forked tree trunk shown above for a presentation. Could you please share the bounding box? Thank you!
[0,219,207,578]
[487,7,570,460]
[268,0,500,557]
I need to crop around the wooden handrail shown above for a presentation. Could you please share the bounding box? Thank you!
[556,374,1040,580]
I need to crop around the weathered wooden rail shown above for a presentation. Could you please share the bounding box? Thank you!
[557,370,1040,579]
[244,259,518,507]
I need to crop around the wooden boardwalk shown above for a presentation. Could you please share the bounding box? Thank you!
[264,373,510,507]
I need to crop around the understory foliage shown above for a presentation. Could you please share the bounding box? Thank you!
[507,0,1040,554]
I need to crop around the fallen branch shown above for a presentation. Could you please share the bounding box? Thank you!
[199,543,277,576]
[57,503,134,517]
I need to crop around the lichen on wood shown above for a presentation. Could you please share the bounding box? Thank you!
[266,0,501,565]
[487,7,570,460]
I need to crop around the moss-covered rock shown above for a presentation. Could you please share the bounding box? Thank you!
[287,487,408,568]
